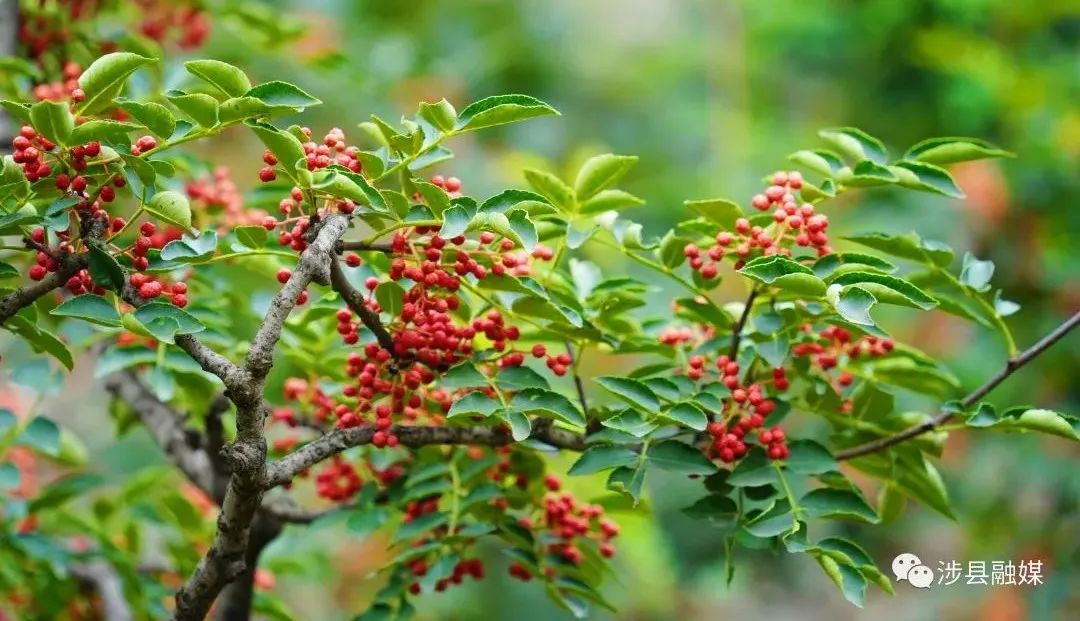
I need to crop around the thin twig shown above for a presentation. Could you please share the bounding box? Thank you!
[328,258,398,354]
[337,240,394,253]
[728,286,759,359]
[836,310,1080,460]
[263,423,587,489]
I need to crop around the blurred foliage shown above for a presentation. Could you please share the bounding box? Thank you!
[189,1,1079,619]
[1,0,1076,619]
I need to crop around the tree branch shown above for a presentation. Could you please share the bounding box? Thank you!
[264,423,586,489]
[245,214,349,381]
[327,257,398,354]
[727,285,759,360]
[836,310,1080,460]
[171,213,351,621]
[71,562,133,621]
[0,254,87,325]
[337,240,394,253]
[104,371,216,495]
[211,515,281,621]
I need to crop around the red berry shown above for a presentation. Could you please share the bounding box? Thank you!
[258,167,277,182]
[276,269,292,284]
[29,265,47,281]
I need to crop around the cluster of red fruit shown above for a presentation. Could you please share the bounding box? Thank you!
[135,0,211,50]
[683,170,833,280]
[312,457,362,502]
[185,167,250,228]
[30,62,84,102]
[17,1,98,59]
[258,126,364,185]
[680,354,787,462]
[793,324,893,407]
[407,558,486,595]
[10,126,58,182]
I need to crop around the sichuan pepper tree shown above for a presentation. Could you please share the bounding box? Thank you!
[1,8,1079,621]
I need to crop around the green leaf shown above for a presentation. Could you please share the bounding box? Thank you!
[374,281,405,318]
[595,376,660,412]
[889,160,964,198]
[523,169,574,211]
[787,149,846,176]
[727,448,777,486]
[579,189,644,215]
[68,119,140,145]
[568,445,638,475]
[511,388,585,428]
[167,91,220,127]
[496,367,550,391]
[235,225,268,249]
[812,253,896,278]
[843,160,897,186]
[818,127,888,164]
[744,509,797,538]
[418,99,457,132]
[0,463,19,490]
[816,555,867,607]
[739,255,826,297]
[4,318,73,370]
[446,392,500,418]
[323,165,385,211]
[87,245,125,292]
[465,211,529,249]
[574,154,637,202]
[801,488,879,523]
[117,99,176,139]
[30,100,75,146]
[0,261,18,279]
[601,409,658,437]
[784,440,837,474]
[843,231,953,267]
[455,94,559,131]
[184,60,252,98]
[145,190,194,233]
[244,81,321,109]
[968,406,1080,442]
[438,362,488,391]
[50,294,121,327]
[160,230,218,262]
[660,402,708,431]
[29,473,104,513]
[77,52,153,114]
[684,198,742,228]
[438,204,472,238]
[960,252,994,292]
[500,409,531,441]
[903,137,1013,165]
[133,303,205,335]
[647,441,717,475]
[831,272,937,310]
[17,417,60,456]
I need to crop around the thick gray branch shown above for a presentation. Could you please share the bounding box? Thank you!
[0,254,86,325]
[172,214,350,620]
[264,423,586,489]
[245,214,349,380]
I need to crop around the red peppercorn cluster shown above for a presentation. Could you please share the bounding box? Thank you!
[135,0,211,50]
[258,127,364,186]
[10,126,57,182]
[30,62,84,102]
[185,166,263,229]
[18,2,95,59]
[683,170,833,280]
[793,324,894,410]
[313,457,362,501]
[427,174,462,198]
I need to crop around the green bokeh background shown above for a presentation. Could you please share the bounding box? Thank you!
[6,0,1079,619]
